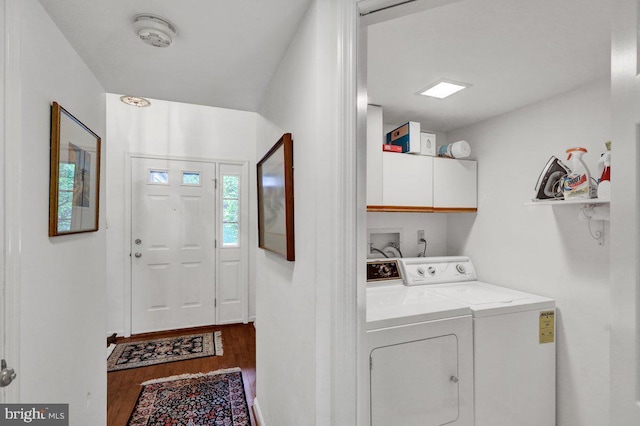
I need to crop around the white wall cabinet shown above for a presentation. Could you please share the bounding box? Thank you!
[367,105,477,212]
[433,157,477,210]
[381,152,434,208]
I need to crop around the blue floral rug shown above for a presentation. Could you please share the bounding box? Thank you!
[107,331,223,372]
[127,368,250,426]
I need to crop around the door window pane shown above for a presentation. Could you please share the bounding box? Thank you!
[149,170,169,184]
[222,175,240,246]
[223,223,239,245]
[182,171,201,185]
[223,200,238,222]
[223,175,239,198]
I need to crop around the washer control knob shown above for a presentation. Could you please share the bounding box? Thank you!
[417,267,426,276]
[456,264,466,274]
[427,266,436,276]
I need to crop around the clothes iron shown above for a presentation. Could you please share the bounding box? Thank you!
[534,156,570,200]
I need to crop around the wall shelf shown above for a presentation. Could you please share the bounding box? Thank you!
[524,198,610,245]
[524,198,609,207]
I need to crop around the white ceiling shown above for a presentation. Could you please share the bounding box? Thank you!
[39,0,312,112]
[367,0,612,132]
[39,0,611,129]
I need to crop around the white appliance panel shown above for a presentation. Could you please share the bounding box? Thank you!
[430,281,555,317]
[400,256,476,286]
[371,335,459,426]
[474,309,556,426]
[366,315,474,426]
[366,283,471,329]
[433,282,526,305]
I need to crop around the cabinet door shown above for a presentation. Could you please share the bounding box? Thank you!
[370,335,460,426]
[382,152,433,207]
[433,158,477,209]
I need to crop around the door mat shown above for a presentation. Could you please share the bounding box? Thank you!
[108,331,223,372]
[127,368,250,426]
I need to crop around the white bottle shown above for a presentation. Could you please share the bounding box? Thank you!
[562,147,595,200]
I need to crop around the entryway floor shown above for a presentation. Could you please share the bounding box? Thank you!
[107,323,256,425]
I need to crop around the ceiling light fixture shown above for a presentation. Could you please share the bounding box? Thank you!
[418,79,471,99]
[133,14,177,48]
[120,95,151,107]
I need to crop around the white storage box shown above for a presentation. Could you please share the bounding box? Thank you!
[415,132,436,156]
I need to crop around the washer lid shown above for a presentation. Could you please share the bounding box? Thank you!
[430,281,555,317]
[366,283,471,329]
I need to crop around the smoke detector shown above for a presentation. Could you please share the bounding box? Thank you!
[133,14,176,48]
[120,95,151,107]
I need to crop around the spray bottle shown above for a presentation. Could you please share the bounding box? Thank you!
[562,147,596,200]
[596,141,611,200]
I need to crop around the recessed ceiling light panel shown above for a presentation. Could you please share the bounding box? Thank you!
[120,95,151,107]
[133,14,177,48]
[418,79,471,99]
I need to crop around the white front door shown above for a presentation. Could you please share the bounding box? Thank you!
[131,157,217,334]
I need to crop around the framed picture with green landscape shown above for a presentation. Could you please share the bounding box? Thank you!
[49,102,101,237]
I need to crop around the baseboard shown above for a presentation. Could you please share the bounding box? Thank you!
[253,397,265,426]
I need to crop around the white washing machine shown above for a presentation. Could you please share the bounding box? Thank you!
[366,259,474,426]
[399,256,556,426]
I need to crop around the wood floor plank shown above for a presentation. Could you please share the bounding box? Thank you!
[107,323,256,425]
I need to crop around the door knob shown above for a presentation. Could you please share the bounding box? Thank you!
[0,359,16,387]
[135,253,142,258]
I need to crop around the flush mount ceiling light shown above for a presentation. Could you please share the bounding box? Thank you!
[120,95,151,107]
[418,79,471,99]
[133,14,177,48]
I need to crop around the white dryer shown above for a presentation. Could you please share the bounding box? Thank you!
[399,256,556,426]
[366,259,474,426]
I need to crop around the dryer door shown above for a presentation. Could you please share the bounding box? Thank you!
[370,334,459,426]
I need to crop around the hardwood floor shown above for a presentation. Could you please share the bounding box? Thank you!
[107,323,256,425]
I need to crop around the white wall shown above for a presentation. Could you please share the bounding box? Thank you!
[448,79,611,426]
[105,94,258,335]
[255,0,348,424]
[367,213,448,257]
[610,1,640,423]
[13,1,107,424]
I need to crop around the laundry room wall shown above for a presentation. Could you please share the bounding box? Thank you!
[105,94,258,335]
[447,78,611,426]
[12,1,107,424]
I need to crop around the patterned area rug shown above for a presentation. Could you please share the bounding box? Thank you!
[108,331,223,372]
[127,368,250,426]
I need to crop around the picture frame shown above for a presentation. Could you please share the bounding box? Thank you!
[49,102,102,237]
[257,133,295,261]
